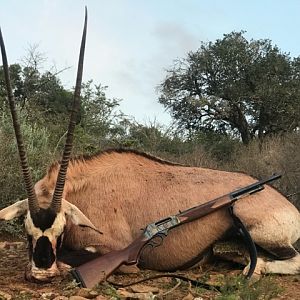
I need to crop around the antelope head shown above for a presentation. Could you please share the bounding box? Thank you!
[0,8,99,282]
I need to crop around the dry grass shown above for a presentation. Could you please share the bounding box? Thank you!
[226,133,300,210]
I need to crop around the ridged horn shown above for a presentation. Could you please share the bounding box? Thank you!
[0,28,39,215]
[51,8,87,213]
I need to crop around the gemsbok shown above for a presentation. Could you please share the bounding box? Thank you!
[0,9,300,282]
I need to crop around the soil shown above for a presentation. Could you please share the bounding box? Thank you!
[0,240,300,300]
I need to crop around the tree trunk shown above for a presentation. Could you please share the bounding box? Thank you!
[239,124,251,144]
[234,103,251,145]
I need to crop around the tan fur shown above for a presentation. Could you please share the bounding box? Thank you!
[35,150,300,272]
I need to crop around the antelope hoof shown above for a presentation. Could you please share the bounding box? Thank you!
[242,257,266,279]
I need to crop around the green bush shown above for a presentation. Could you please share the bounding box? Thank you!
[0,111,53,208]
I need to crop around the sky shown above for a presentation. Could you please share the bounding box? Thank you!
[1,0,300,126]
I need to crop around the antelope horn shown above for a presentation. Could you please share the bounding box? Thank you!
[51,7,87,213]
[0,28,39,215]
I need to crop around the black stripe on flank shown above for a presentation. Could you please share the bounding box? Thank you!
[267,246,298,260]
[57,248,101,267]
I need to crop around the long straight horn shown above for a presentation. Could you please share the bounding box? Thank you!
[0,28,39,214]
[51,8,87,213]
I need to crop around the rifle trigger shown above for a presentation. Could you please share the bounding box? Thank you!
[147,242,155,249]
[154,233,165,247]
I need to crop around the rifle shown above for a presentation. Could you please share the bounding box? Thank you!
[71,174,281,288]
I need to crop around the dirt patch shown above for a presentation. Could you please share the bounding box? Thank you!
[0,240,300,299]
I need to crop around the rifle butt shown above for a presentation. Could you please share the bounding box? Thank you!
[71,249,127,288]
[72,235,149,287]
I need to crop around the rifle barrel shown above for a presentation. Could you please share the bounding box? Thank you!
[231,174,281,198]
[176,174,281,225]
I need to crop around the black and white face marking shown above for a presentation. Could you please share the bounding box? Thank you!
[25,208,66,276]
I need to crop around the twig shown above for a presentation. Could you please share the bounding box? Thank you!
[160,278,181,296]
[107,273,222,291]
[52,130,68,156]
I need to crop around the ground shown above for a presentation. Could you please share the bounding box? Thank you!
[0,240,300,300]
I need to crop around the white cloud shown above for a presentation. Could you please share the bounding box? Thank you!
[2,0,300,125]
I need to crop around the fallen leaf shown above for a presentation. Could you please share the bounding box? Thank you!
[0,290,12,300]
[117,288,155,299]
[130,284,160,294]
[182,293,194,300]
[76,288,99,299]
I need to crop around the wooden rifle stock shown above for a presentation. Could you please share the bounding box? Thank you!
[72,174,281,288]
[71,235,149,287]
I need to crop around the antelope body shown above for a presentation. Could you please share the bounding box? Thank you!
[37,150,300,272]
[0,10,300,282]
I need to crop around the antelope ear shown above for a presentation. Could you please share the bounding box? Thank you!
[62,199,102,234]
[0,199,28,220]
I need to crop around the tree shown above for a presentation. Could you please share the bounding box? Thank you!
[159,31,300,144]
[0,64,73,120]
[0,54,128,154]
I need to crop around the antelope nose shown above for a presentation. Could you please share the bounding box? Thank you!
[26,262,60,283]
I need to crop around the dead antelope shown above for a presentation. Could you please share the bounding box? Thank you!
[0,10,300,283]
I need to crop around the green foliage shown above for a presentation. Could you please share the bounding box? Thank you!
[188,131,239,162]
[0,109,53,236]
[0,63,73,119]
[117,121,179,153]
[76,80,127,152]
[159,31,300,144]
[0,110,52,208]
[0,218,24,239]
[216,275,282,300]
